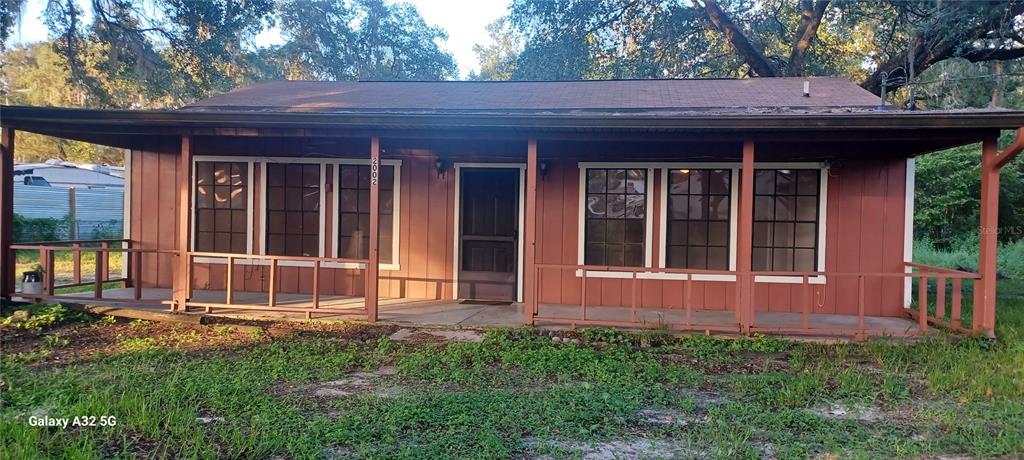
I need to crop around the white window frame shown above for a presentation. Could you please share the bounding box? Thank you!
[328,159,403,271]
[658,163,739,282]
[577,163,656,279]
[748,162,829,284]
[645,162,830,284]
[452,163,526,302]
[190,156,255,264]
[257,158,327,267]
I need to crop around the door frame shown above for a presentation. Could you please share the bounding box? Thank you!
[452,163,526,302]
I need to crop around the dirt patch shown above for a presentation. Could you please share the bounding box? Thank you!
[1,315,406,368]
[285,365,401,400]
[527,437,699,460]
[808,403,884,422]
[388,328,484,344]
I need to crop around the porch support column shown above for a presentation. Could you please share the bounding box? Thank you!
[974,130,1023,337]
[1,128,14,300]
[366,136,381,321]
[736,139,756,334]
[172,134,193,312]
[523,139,538,325]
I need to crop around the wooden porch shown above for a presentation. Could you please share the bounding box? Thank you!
[26,286,926,337]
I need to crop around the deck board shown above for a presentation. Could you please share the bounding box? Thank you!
[30,287,928,338]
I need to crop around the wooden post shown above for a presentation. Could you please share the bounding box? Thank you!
[172,134,193,312]
[366,136,380,321]
[1,128,14,300]
[72,243,82,285]
[736,140,756,334]
[523,139,539,325]
[94,249,103,299]
[974,136,999,337]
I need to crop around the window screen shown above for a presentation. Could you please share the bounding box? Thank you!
[337,164,395,263]
[265,163,320,257]
[666,169,731,270]
[194,161,248,253]
[752,169,820,272]
[583,168,647,267]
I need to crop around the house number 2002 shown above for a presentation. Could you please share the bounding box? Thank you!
[370,158,379,186]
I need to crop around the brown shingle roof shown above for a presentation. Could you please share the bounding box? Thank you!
[184,77,881,114]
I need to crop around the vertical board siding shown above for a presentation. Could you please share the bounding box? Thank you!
[133,148,907,316]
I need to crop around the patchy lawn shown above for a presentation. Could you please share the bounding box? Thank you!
[1,283,1023,459]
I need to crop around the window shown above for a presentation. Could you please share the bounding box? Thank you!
[666,169,731,269]
[265,163,320,257]
[583,168,647,267]
[337,164,396,263]
[752,169,820,271]
[194,161,248,253]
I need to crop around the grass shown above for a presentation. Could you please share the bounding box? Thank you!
[1,282,1023,458]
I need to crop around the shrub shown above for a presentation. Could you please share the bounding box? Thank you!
[13,213,69,242]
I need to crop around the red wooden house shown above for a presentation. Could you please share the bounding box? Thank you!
[2,77,1021,339]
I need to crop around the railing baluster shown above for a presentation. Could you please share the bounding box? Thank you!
[684,276,692,326]
[133,250,142,300]
[72,243,81,285]
[580,267,587,321]
[100,241,110,282]
[94,250,103,299]
[225,256,234,305]
[857,275,865,340]
[42,248,54,296]
[630,271,638,323]
[268,258,278,307]
[802,274,810,331]
[935,276,946,321]
[918,274,929,333]
[951,278,963,329]
[310,259,320,320]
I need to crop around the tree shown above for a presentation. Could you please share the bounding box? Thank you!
[276,0,456,81]
[1,43,124,164]
[499,0,1024,97]
[915,133,1024,248]
[468,18,521,80]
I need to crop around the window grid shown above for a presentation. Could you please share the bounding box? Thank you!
[194,161,248,254]
[752,169,821,272]
[265,163,320,257]
[665,169,732,270]
[337,164,395,263]
[584,168,647,267]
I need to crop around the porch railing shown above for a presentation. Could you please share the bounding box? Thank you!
[904,262,979,334]
[183,251,371,319]
[531,262,981,339]
[9,239,173,304]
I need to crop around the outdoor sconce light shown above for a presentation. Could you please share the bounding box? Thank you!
[539,160,549,178]
[435,159,445,176]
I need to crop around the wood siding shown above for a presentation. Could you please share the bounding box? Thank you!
[130,143,907,317]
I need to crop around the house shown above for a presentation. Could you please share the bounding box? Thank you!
[1,77,1021,339]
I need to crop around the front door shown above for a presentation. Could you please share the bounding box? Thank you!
[458,168,519,301]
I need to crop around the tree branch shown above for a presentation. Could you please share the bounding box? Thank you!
[786,0,830,76]
[961,47,1024,62]
[861,1,1024,96]
[691,0,778,77]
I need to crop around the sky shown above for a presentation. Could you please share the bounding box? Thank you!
[6,0,512,78]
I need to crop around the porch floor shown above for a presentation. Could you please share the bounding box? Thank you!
[39,287,927,337]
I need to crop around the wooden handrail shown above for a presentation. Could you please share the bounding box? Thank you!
[903,261,978,277]
[15,238,129,246]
